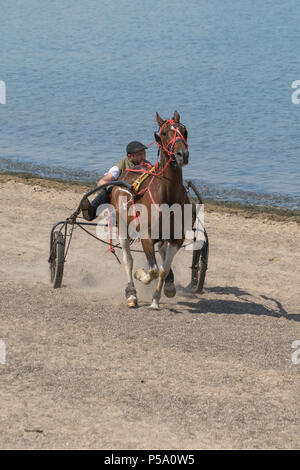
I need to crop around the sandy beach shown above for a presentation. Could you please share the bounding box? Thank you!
[0,172,299,449]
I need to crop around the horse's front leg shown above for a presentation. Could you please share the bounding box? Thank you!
[158,241,176,298]
[151,242,179,310]
[120,239,137,308]
[134,239,159,285]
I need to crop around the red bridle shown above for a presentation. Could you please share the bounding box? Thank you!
[109,119,189,253]
[157,119,188,157]
[124,119,189,179]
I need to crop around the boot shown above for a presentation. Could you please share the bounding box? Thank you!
[81,199,96,221]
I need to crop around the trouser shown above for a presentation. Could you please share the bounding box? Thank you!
[82,187,112,221]
[91,187,111,210]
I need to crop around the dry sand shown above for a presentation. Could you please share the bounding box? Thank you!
[0,173,299,449]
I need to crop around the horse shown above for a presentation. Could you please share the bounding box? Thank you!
[110,111,190,309]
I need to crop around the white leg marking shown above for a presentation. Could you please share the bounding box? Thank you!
[150,243,179,309]
[120,239,134,284]
[120,239,138,307]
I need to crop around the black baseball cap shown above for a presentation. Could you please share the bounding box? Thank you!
[126,141,147,154]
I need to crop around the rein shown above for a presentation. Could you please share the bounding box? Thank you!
[157,119,188,157]
[110,119,188,239]
[124,119,188,179]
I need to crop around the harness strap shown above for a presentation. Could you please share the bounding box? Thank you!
[108,190,115,255]
[117,120,189,224]
[132,165,156,193]
[158,119,188,156]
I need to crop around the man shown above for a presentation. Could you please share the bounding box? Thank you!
[81,141,148,221]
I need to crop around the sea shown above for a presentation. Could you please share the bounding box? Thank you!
[1,0,300,209]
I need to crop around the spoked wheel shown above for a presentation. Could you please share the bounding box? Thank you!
[187,229,209,293]
[185,180,209,293]
[49,231,65,288]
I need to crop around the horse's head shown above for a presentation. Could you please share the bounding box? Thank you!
[154,111,189,168]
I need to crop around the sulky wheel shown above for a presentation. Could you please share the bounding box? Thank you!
[185,180,209,293]
[49,231,65,288]
[187,229,209,293]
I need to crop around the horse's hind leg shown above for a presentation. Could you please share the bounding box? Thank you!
[158,241,176,298]
[120,239,137,308]
[151,243,179,310]
[134,239,159,285]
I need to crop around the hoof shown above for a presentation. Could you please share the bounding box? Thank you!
[125,283,137,308]
[164,282,176,298]
[127,295,138,308]
[150,301,160,310]
[134,268,158,285]
[134,268,148,284]
[150,292,160,309]
[134,268,151,284]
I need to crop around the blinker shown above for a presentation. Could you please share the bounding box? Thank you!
[154,131,162,145]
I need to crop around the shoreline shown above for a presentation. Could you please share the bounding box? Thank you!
[1,170,299,224]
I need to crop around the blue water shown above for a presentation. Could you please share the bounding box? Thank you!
[1,0,300,209]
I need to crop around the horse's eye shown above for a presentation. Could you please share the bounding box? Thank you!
[161,131,167,137]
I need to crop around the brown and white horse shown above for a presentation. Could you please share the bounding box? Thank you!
[111,111,190,309]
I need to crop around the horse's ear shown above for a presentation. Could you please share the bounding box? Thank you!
[156,112,164,127]
[173,110,180,123]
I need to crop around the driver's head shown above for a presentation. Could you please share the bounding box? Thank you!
[126,141,147,165]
